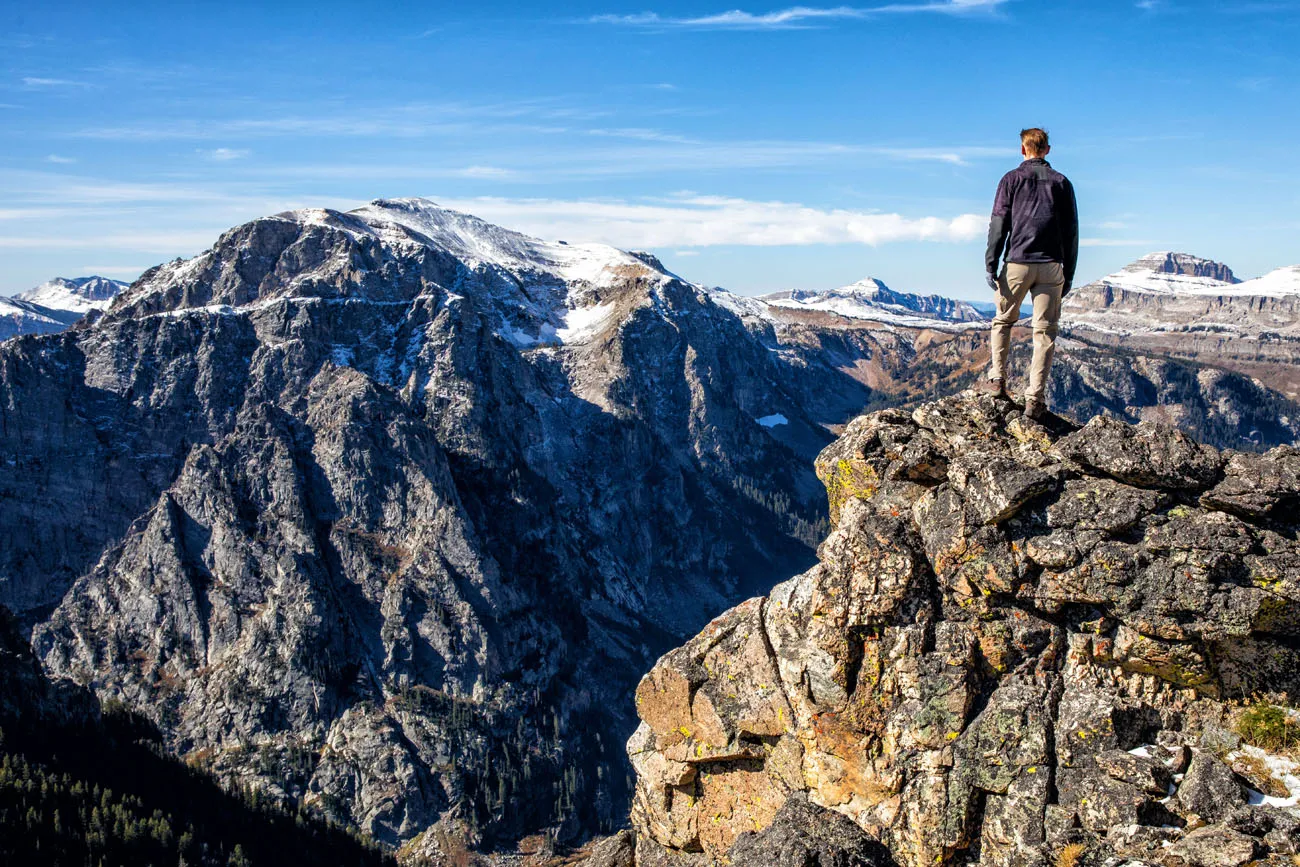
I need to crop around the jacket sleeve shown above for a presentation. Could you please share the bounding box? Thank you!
[985,175,1011,276]
[1061,178,1079,287]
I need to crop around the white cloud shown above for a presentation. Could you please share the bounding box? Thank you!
[591,1,1007,30]
[435,194,986,248]
[44,155,76,164]
[674,250,701,256]
[203,147,251,161]
[22,76,88,88]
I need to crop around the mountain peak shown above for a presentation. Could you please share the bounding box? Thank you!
[763,277,984,327]
[15,276,129,313]
[838,277,892,295]
[1123,252,1239,284]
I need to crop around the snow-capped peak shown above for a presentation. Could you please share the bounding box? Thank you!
[1122,252,1239,284]
[324,198,665,289]
[762,277,984,326]
[15,276,129,314]
[1083,253,1300,298]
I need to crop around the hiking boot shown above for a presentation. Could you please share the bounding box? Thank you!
[1024,398,1049,421]
[976,378,1009,399]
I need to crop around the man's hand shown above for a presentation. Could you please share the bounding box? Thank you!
[986,272,999,291]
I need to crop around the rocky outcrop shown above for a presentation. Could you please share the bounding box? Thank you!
[629,392,1300,866]
[1121,252,1240,283]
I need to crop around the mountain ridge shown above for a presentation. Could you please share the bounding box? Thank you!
[3,201,1300,863]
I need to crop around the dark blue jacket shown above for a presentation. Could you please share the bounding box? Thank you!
[985,158,1079,286]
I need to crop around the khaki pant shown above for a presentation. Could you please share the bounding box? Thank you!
[987,261,1064,402]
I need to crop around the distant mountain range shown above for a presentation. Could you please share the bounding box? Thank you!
[1064,251,1300,401]
[760,277,985,328]
[0,276,128,340]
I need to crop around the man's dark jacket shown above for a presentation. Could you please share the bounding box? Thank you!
[985,158,1079,288]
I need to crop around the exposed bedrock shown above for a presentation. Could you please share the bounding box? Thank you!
[628,392,1300,867]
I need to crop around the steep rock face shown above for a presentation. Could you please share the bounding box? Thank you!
[7,200,848,854]
[629,392,1300,867]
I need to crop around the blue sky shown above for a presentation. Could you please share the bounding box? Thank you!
[2,0,1298,299]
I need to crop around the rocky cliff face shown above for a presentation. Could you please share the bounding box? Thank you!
[5,200,846,856]
[629,392,1300,867]
[1121,252,1240,283]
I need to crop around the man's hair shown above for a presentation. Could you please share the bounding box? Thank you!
[1020,128,1050,156]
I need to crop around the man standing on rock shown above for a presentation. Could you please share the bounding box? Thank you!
[980,127,1079,420]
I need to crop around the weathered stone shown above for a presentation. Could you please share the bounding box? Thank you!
[1201,446,1300,519]
[1053,415,1223,490]
[1046,477,1168,534]
[1093,749,1173,796]
[1176,754,1245,823]
[579,830,636,867]
[1107,823,1182,860]
[725,792,893,867]
[947,451,1059,525]
[1164,825,1259,867]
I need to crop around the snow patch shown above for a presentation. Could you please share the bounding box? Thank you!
[757,414,789,428]
[556,302,616,345]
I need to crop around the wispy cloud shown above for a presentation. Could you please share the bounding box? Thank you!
[71,100,600,141]
[1238,76,1272,91]
[1081,238,1159,248]
[200,147,251,161]
[44,155,76,164]
[0,230,225,252]
[590,1,1008,30]
[77,265,147,277]
[435,194,986,247]
[21,76,89,88]
[456,165,517,179]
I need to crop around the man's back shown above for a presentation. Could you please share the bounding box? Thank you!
[985,158,1078,287]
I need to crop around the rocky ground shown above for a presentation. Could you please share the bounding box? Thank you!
[623,391,1300,867]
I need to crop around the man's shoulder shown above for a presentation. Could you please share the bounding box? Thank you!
[1000,165,1025,184]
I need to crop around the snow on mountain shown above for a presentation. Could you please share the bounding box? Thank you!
[1064,251,1300,358]
[122,198,669,349]
[16,276,129,314]
[1071,252,1300,303]
[1233,265,1300,298]
[0,296,84,341]
[761,277,986,329]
